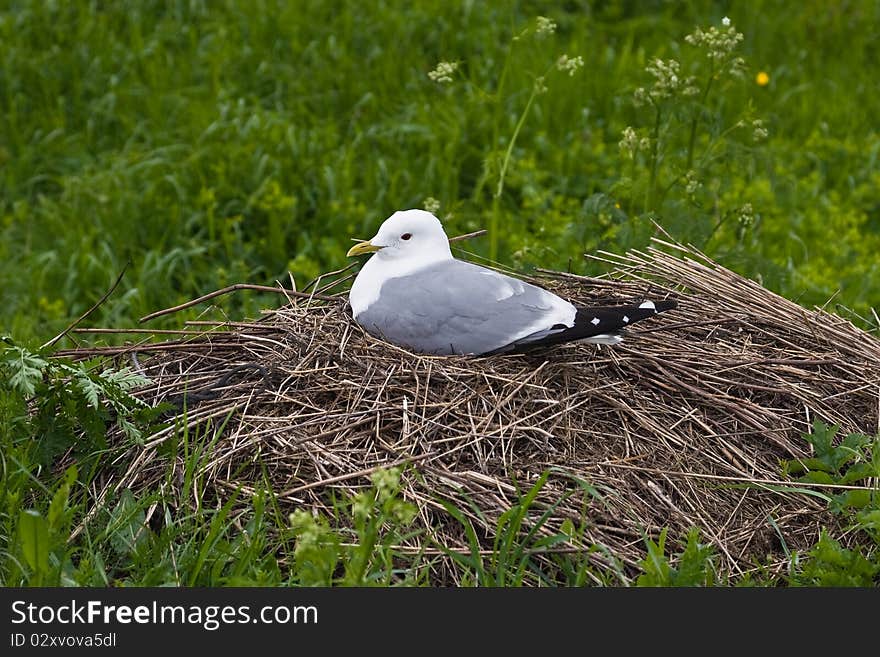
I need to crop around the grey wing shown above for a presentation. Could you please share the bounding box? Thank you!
[355,260,573,355]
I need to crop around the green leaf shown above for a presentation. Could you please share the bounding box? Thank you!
[792,531,878,586]
[799,471,835,484]
[637,527,672,586]
[758,483,834,504]
[48,485,69,531]
[101,366,149,391]
[117,415,143,443]
[841,432,871,452]
[106,490,147,558]
[782,459,806,476]
[787,457,835,474]
[675,528,715,586]
[856,509,880,535]
[75,374,102,409]
[4,347,47,397]
[829,489,872,514]
[438,498,487,584]
[532,532,572,550]
[48,466,76,531]
[18,509,50,575]
[804,420,838,466]
[839,462,876,484]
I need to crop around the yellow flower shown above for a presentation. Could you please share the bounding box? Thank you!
[756,71,770,86]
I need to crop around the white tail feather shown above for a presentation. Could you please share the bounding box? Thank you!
[584,333,624,345]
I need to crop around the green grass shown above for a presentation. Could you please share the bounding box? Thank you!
[1,1,879,586]
[3,0,879,340]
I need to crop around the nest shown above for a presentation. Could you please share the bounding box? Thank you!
[62,240,880,583]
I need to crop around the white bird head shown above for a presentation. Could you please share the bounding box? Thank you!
[346,209,452,262]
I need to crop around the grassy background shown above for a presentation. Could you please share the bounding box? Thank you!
[3,0,878,341]
[1,0,879,585]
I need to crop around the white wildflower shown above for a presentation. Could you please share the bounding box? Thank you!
[730,57,747,78]
[423,197,441,214]
[352,492,372,521]
[752,119,768,142]
[536,16,557,36]
[556,54,584,76]
[633,87,648,106]
[645,58,683,100]
[428,60,459,84]
[738,203,755,226]
[619,126,639,158]
[685,21,744,62]
[722,16,731,27]
[290,510,321,555]
[685,170,701,195]
[682,75,700,96]
[371,467,401,503]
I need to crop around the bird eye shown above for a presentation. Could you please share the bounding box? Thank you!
[401,233,412,240]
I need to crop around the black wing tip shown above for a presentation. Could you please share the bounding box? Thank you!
[652,298,677,313]
[496,297,677,355]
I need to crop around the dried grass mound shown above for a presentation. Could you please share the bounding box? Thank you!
[65,240,880,582]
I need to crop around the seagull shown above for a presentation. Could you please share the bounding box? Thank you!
[346,209,676,355]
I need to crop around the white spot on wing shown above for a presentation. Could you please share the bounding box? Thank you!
[639,300,656,311]
[590,317,600,325]
[622,315,629,323]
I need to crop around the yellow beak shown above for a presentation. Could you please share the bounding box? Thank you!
[346,241,383,257]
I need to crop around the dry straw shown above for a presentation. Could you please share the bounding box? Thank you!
[61,239,880,582]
